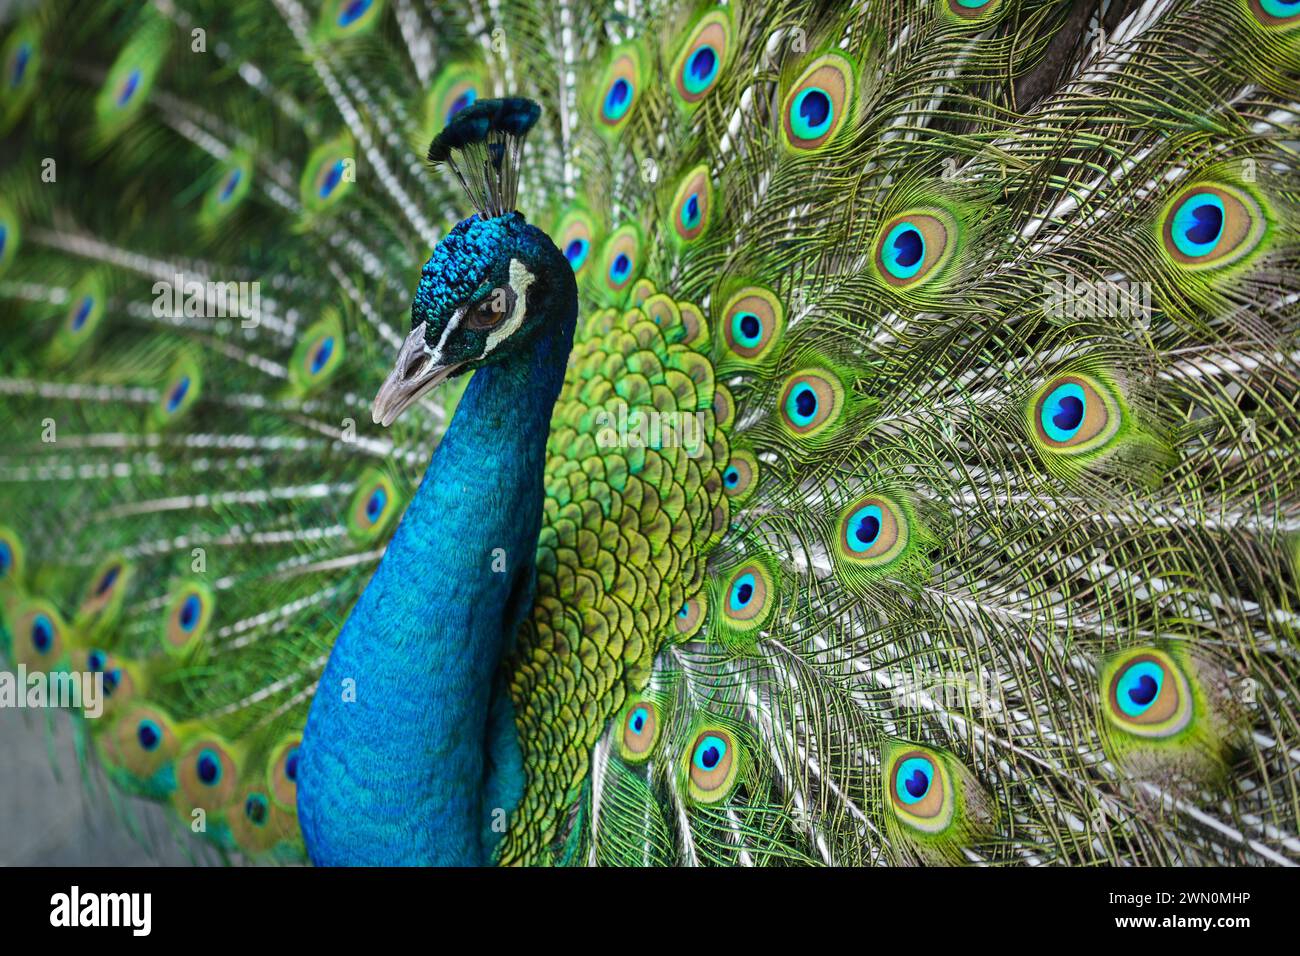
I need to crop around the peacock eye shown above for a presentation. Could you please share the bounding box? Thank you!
[621,703,658,758]
[597,49,642,129]
[781,54,855,150]
[687,729,740,802]
[670,166,713,243]
[674,593,706,638]
[672,11,731,104]
[887,749,953,832]
[464,287,517,331]
[137,719,162,752]
[720,287,784,362]
[874,210,956,289]
[837,496,908,567]
[1031,373,1120,453]
[779,369,845,438]
[164,581,214,651]
[1104,650,1193,738]
[1160,183,1265,271]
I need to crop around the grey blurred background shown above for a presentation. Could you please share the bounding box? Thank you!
[0,705,211,866]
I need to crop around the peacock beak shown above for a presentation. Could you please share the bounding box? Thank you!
[371,321,462,427]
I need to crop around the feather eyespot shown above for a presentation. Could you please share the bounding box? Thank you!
[779,369,845,438]
[1159,182,1266,271]
[837,496,908,568]
[674,593,707,639]
[1030,373,1121,454]
[200,156,252,227]
[1249,0,1300,27]
[720,287,783,361]
[887,748,954,833]
[781,54,855,151]
[672,11,731,104]
[291,314,346,391]
[155,357,202,425]
[79,557,130,620]
[670,166,713,242]
[720,562,775,632]
[597,49,642,129]
[164,581,214,652]
[94,21,166,140]
[177,738,239,809]
[1103,649,1193,739]
[50,276,105,362]
[14,602,64,670]
[721,451,758,501]
[349,470,400,540]
[686,728,741,803]
[618,699,661,762]
[874,209,957,289]
[300,137,355,212]
[106,706,178,780]
[600,226,641,295]
[554,209,597,274]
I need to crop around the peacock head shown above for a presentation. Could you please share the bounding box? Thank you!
[372,97,575,426]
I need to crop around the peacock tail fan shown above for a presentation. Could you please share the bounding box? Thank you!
[1,0,1298,867]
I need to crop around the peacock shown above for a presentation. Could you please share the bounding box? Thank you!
[1,0,1299,868]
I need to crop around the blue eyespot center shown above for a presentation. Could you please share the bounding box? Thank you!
[196,749,222,786]
[219,168,242,202]
[179,593,202,632]
[1116,661,1165,718]
[677,603,690,618]
[245,793,269,825]
[848,504,883,553]
[895,757,934,805]
[693,734,727,772]
[629,706,648,734]
[31,614,53,653]
[681,193,701,229]
[0,541,11,575]
[729,572,756,611]
[338,0,372,27]
[96,564,120,595]
[88,650,106,672]
[137,719,161,752]
[604,77,632,121]
[10,43,31,87]
[564,238,588,268]
[318,160,346,199]
[285,747,300,782]
[365,487,387,522]
[723,466,739,487]
[684,45,718,95]
[166,376,190,413]
[610,252,631,283]
[1040,382,1086,443]
[447,88,477,123]
[882,222,926,279]
[71,296,94,331]
[1171,193,1225,258]
[116,68,141,107]
[310,336,335,374]
[788,384,818,424]
[791,87,833,140]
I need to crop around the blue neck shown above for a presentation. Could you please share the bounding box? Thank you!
[298,308,574,866]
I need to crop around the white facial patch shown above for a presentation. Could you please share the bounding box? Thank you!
[481,258,535,358]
